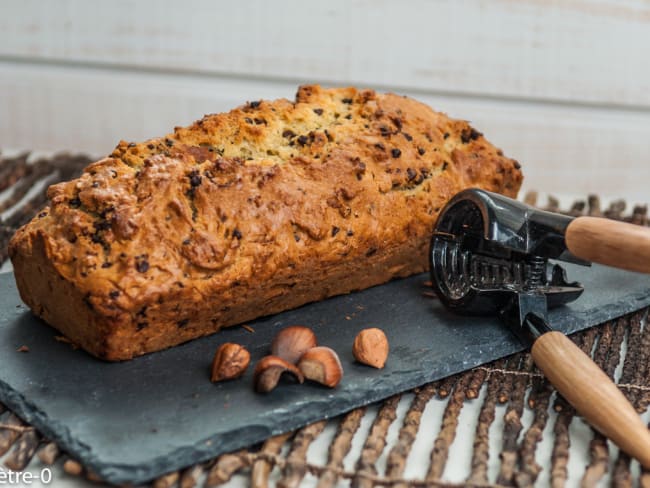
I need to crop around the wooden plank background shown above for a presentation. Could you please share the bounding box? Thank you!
[1,0,649,201]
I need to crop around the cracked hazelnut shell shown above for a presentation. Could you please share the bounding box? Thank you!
[271,325,318,364]
[298,346,343,388]
[253,355,304,393]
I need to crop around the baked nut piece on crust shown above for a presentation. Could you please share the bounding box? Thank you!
[9,85,522,360]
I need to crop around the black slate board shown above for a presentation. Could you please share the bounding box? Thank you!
[1,265,649,484]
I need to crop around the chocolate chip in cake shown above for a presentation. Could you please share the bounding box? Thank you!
[232,228,242,239]
[406,168,417,181]
[69,197,81,208]
[249,100,261,108]
[391,148,402,158]
[94,220,111,231]
[135,256,150,273]
[418,147,426,156]
[331,226,340,237]
[189,170,202,187]
[460,128,482,144]
[177,319,189,328]
[342,98,353,104]
[313,108,324,116]
[380,126,392,137]
[109,290,120,299]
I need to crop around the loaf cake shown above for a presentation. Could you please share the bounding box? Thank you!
[9,85,522,360]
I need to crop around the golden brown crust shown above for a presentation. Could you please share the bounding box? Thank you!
[9,85,522,360]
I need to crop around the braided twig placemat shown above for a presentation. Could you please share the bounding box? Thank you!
[1,152,649,487]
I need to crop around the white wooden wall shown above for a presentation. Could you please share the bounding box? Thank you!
[1,0,650,201]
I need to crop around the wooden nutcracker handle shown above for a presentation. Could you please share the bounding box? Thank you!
[532,331,650,468]
[566,216,650,273]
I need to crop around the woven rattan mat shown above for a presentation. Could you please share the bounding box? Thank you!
[1,152,650,487]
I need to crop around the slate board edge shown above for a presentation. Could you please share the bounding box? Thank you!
[0,343,527,485]
[0,327,536,485]
[560,288,650,335]
[2,274,650,484]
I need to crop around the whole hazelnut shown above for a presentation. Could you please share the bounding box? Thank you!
[211,343,251,382]
[353,328,389,369]
[253,355,304,393]
[297,347,343,388]
[271,325,317,364]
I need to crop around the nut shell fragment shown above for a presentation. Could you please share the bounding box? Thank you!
[253,355,304,393]
[271,325,318,364]
[298,346,343,388]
